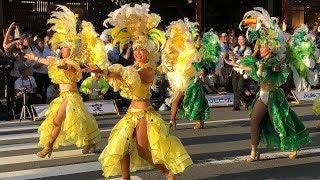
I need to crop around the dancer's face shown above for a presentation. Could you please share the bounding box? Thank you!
[259,44,271,58]
[133,47,149,63]
[60,47,71,59]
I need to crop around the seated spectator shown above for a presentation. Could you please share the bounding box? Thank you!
[14,64,41,112]
[203,69,226,95]
[46,84,59,103]
[151,73,169,111]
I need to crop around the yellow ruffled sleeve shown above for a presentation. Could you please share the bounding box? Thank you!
[107,64,141,99]
[48,58,82,84]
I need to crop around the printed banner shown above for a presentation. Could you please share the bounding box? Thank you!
[292,89,320,102]
[205,93,234,107]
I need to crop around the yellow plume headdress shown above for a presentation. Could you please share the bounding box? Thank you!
[103,3,166,56]
[48,5,108,69]
[47,5,80,54]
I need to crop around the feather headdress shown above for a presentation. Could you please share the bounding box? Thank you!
[103,3,165,55]
[48,5,79,53]
[239,7,282,51]
[48,5,108,69]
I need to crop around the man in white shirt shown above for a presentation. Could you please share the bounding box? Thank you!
[14,64,41,112]
[32,37,52,103]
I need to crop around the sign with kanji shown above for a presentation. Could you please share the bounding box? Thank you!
[85,100,118,115]
[32,100,118,121]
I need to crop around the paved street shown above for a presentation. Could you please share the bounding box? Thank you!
[0,104,320,180]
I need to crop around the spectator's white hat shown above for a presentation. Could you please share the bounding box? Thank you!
[221,33,227,36]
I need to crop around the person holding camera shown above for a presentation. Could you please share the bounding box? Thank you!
[3,22,21,53]
[32,37,53,103]
[14,64,41,112]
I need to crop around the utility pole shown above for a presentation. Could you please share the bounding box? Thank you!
[281,0,293,27]
[195,0,203,31]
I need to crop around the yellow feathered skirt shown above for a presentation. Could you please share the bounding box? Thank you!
[99,106,193,178]
[38,91,101,149]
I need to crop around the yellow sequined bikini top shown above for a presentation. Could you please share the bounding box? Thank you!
[107,63,153,101]
[47,57,82,84]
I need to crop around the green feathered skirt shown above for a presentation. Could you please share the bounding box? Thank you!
[250,88,311,151]
[179,76,210,121]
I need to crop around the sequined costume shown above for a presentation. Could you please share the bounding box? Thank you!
[37,5,106,150]
[240,7,311,151]
[98,4,192,178]
[99,64,192,177]
[241,55,311,150]
[38,58,101,149]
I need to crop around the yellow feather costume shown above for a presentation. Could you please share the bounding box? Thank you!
[38,6,102,149]
[98,4,192,178]
[159,18,200,105]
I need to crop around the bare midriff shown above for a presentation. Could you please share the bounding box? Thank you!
[59,83,77,93]
[130,100,151,109]
[260,83,274,91]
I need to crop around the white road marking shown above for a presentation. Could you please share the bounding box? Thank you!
[176,118,249,126]
[0,129,111,142]
[0,125,39,132]
[198,147,320,164]
[0,161,142,180]
[0,142,37,152]
[0,149,85,166]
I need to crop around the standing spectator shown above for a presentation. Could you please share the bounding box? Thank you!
[44,35,51,47]
[20,34,34,54]
[225,34,252,110]
[228,28,237,51]
[79,73,109,101]
[219,32,233,91]
[14,64,41,112]
[6,48,31,109]
[3,22,21,53]
[32,37,52,103]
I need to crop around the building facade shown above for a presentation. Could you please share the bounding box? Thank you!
[0,0,319,39]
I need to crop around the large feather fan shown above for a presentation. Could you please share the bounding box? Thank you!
[288,25,319,91]
[78,21,109,70]
[160,18,200,105]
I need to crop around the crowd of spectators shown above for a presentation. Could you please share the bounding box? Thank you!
[0,21,320,120]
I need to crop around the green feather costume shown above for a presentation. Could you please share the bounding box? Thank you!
[241,55,311,151]
[179,30,220,121]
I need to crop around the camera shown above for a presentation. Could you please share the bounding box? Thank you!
[0,55,14,73]
[18,87,27,93]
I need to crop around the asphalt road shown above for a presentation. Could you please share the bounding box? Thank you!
[0,103,319,180]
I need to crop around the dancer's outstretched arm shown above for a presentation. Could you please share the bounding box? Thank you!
[24,53,53,66]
